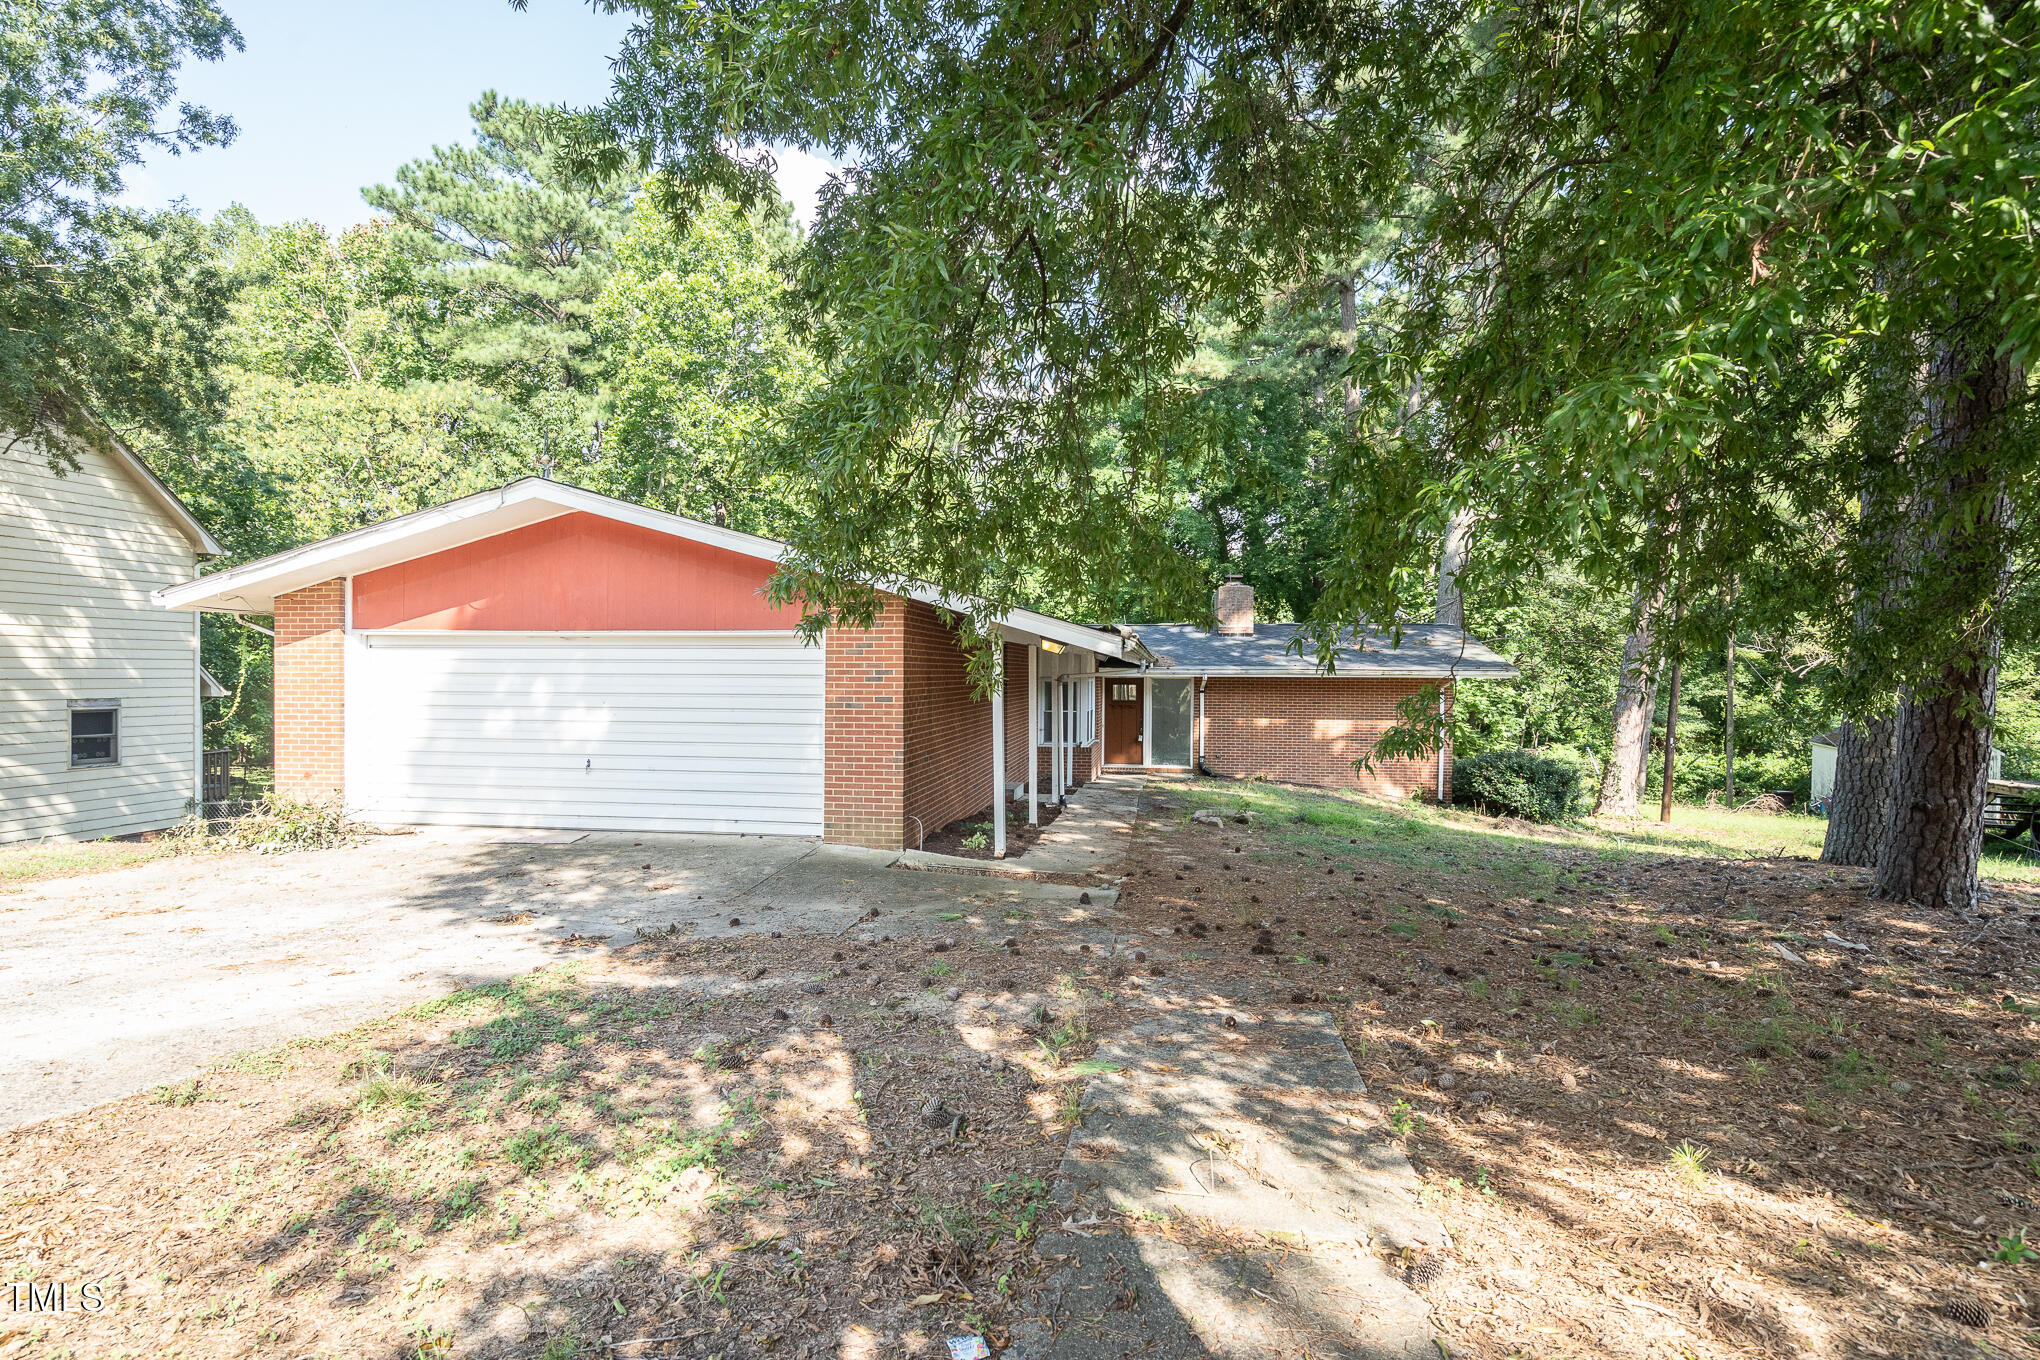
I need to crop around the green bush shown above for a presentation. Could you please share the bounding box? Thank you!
[1452,749,1588,823]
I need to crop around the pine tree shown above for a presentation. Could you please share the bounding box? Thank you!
[364,92,634,399]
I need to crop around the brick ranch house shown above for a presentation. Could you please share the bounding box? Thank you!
[154,480,1514,853]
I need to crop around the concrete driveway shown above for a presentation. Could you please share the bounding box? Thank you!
[0,828,1107,1132]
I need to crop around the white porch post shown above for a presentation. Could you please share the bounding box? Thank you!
[1027,644,1039,825]
[1058,677,1069,804]
[1052,676,1063,804]
[992,645,1007,857]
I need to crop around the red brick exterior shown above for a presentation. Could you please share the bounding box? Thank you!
[823,596,908,849]
[273,579,346,800]
[902,601,995,845]
[1002,642,1029,801]
[1200,676,1449,800]
[824,597,1014,850]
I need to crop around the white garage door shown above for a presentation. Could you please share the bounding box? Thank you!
[346,633,824,836]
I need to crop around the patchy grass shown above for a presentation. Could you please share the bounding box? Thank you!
[0,836,187,885]
[1172,776,2037,885]
[0,798,368,887]
[1,932,1109,1358]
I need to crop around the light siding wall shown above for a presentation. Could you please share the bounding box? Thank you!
[0,435,202,843]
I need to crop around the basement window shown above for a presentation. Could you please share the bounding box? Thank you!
[68,701,119,767]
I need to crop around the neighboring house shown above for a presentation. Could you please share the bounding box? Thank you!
[1811,728,2001,802]
[1107,577,1517,799]
[2,432,223,844]
[154,479,1515,853]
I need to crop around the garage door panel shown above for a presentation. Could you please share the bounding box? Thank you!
[361,744,823,771]
[347,633,824,835]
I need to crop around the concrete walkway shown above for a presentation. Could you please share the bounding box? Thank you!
[1018,771,1148,873]
[1013,984,1445,1358]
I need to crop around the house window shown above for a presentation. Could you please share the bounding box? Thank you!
[68,702,119,767]
[1109,683,1138,702]
[1039,678,1097,745]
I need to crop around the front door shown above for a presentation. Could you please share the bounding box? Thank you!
[1105,679,1143,765]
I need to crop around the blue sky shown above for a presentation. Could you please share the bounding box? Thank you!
[123,0,833,228]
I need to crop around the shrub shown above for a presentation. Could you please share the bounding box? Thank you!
[1452,748,1587,823]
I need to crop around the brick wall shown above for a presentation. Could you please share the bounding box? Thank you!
[273,579,346,799]
[1201,676,1448,800]
[902,601,995,844]
[1002,642,1029,803]
[823,596,908,849]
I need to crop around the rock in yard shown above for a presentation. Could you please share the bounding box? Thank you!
[943,987,962,1001]
[801,981,826,995]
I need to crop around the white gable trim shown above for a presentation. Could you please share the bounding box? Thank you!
[152,478,786,614]
[107,442,222,555]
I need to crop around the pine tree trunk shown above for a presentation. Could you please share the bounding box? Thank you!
[1595,583,1661,817]
[1435,508,1472,628]
[1872,333,2017,908]
[1822,716,1898,867]
[1876,675,1999,908]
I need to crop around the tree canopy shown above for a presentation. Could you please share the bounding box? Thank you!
[364,92,635,398]
[573,0,2037,903]
[1,0,242,460]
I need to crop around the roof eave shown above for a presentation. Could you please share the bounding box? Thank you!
[1144,665,1520,680]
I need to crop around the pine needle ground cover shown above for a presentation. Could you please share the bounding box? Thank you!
[6,780,2039,1357]
[1120,780,2040,1356]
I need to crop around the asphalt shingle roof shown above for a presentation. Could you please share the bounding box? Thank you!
[1123,621,1517,679]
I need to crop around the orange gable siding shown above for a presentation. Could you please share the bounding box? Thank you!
[350,511,800,631]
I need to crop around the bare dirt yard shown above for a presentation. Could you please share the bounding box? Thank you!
[4,783,2038,1359]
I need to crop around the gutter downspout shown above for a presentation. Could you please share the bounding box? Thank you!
[1196,676,1211,776]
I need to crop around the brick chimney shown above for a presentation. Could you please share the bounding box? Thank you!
[1214,575,1255,635]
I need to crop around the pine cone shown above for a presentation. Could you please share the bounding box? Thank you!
[1939,1295,1989,1328]
[1405,1250,1449,1289]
